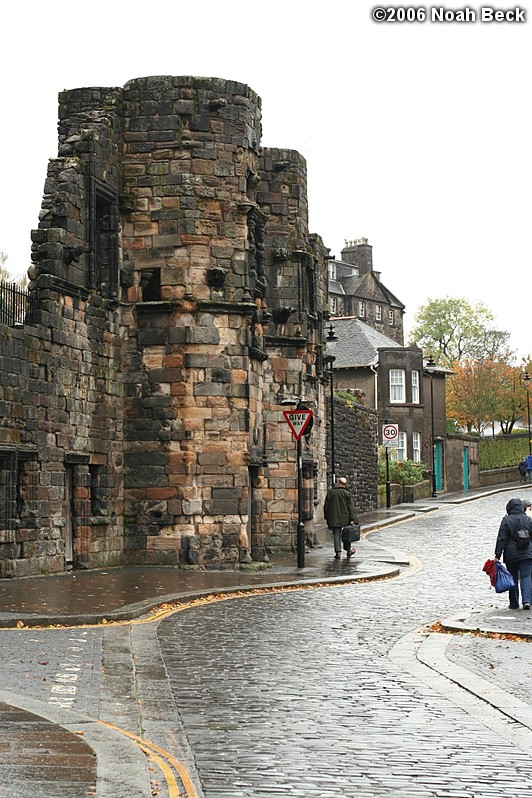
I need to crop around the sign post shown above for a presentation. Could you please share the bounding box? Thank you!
[283,408,313,568]
[382,423,398,509]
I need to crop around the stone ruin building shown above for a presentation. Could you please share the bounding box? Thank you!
[0,75,345,577]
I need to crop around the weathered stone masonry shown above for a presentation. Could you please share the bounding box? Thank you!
[0,291,123,577]
[327,397,379,513]
[0,75,340,577]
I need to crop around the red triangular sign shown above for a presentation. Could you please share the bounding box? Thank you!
[283,409,313,440]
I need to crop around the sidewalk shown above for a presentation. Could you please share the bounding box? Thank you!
[0,480,529,634]
[0,514,412,628]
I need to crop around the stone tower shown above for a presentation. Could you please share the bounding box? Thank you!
[0,76,330,576]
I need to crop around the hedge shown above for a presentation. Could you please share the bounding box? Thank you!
[479,434,530,471]
[377,455,426,485]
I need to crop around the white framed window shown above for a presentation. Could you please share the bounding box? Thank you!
[397,432,407,461]
[376,304,382,321]
[328,262,336,280]
[358,301,365,318]
[389,309,395,325]
[331,297,338,314]
[391,432,407,462]
[413,432,421,462]
[389,369,406,403]
[411,370,420,403]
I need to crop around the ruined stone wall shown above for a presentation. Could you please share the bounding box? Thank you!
[0,81,126,578]
[30,87,123,296]
[0,294,123,577]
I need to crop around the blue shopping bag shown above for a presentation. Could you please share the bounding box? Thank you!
[494,561,515,593]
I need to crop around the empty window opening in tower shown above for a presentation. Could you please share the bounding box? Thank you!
[141,268,162,301]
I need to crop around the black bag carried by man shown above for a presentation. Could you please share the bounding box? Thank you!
[341,524,361,551]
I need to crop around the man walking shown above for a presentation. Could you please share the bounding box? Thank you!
[323,476,358,559]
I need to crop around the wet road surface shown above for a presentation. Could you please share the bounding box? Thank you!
[0,490,532,796]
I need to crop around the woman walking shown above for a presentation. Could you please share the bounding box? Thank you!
[495,497,532,609]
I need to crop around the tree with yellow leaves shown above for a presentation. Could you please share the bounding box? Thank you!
[447,360,532,435]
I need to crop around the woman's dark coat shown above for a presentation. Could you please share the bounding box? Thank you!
[495,498,532,563]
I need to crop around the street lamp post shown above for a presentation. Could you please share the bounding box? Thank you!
[522,371,532,455]
[425,356,437,498]
[326,323,338,488]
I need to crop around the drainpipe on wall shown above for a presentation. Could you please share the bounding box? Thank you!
[369,365,378,412]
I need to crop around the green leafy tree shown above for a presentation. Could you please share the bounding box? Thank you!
[409,297,512,366]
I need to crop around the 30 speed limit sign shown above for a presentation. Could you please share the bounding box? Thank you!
[382,423,399,447]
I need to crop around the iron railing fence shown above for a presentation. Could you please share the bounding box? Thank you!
[0,280,35,326]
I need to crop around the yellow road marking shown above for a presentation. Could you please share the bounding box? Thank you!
[141,749,180,798]
[394,554,423,579]
[100,720,199,798]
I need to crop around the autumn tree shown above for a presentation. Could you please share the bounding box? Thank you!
[409,297,512,367]
[489,362,531,434]
[446,359,501,434]
[447,359,532,435]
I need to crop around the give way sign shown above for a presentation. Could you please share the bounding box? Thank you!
[382,423,399,447]
[283,409,313,440]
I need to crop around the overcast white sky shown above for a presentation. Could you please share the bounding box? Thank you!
[1,2,530,357]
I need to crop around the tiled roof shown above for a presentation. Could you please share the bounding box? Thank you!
[328,317,402,368]
[378,283,405,310]
[339,275,365,294]
[328,280,345,295]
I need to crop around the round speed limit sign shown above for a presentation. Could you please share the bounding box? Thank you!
[382,423,399,447]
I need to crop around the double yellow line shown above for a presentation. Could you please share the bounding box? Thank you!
[100,720,199,798]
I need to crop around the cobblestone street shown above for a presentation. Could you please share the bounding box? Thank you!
[156,492,532,797]
[0,491,532,797]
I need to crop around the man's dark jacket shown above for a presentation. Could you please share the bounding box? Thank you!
[323,486,357,528]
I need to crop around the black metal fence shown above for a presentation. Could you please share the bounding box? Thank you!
[0,452,18,536]
[0,281,34,326]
